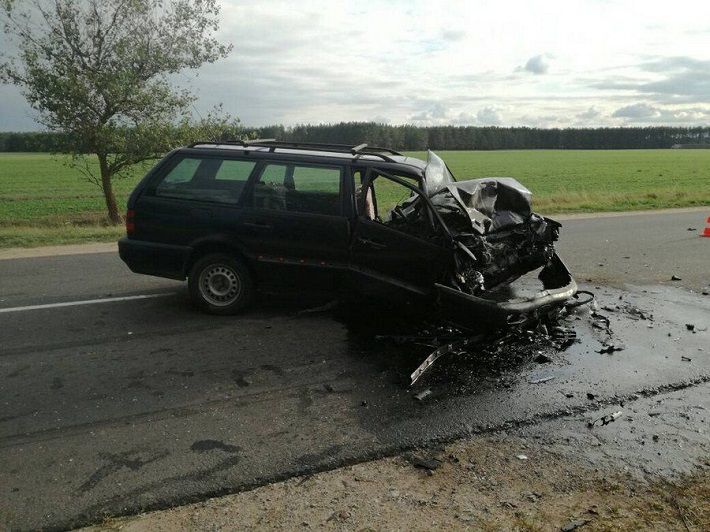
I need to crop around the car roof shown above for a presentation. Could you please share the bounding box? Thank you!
[178,142,428,175]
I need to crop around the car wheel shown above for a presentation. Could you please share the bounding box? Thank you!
[188,254,253,315]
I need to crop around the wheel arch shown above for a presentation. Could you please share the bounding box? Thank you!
[183,238,255,280]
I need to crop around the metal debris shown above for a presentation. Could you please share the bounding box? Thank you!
[588,410,623,427]
[297,300,339,315]
[529,376,555,384]
[414,389,432,401]
[597,343,625,354]
[406,453,442,472]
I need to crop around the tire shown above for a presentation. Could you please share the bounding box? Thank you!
[188,254,254,315]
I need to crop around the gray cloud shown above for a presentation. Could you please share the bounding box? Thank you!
[612,102,659,119]
[611,102,710,124]
[440,29,466,42]
[522,54,550,75]
[476,106,502,125]
[408,102,451,123]
[592,56,710,105]
[576,106,601,120]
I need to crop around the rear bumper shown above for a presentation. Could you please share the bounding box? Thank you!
[436,254,577,327]
[118,237,190,280]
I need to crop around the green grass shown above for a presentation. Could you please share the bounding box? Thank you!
[407,149,710,214]
[0,150,709,248]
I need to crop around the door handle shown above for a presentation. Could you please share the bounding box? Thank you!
[357,237,387,250]
[243,221,273,230]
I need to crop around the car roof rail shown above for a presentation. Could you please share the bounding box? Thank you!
[187,139,403,163]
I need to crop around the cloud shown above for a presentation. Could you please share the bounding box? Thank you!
[576,106,601,120]
[440,29,466,42]
[611,102,710,124]
[521,54,550,75]
[592,56,710,105]
[408,102,451,123]
[476,106,503,125]
[612,103,659,119]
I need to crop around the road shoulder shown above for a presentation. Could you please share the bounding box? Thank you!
[82,382,710,531]
[0,242,117,260]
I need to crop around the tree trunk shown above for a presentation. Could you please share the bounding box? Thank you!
[97,153,122,224]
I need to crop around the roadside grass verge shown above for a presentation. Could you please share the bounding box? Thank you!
[1,150,709,248]
[0,224,124,248]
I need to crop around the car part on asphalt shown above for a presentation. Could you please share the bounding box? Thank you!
[588,410,623,427]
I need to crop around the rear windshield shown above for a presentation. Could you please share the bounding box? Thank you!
[154,156,256,204]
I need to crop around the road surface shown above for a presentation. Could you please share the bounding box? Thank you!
[0,209,708,530]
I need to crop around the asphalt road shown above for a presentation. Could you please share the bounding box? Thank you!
[0,209,708,530]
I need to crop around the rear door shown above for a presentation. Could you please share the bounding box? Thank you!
[350,168,452,295]
[135,154,256,246]
[236,161,352,289]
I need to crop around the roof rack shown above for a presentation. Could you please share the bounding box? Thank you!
[187,139,403,163]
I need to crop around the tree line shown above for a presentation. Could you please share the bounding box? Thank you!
[2,124,709,153]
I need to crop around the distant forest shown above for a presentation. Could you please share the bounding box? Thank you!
[1,123,709,152]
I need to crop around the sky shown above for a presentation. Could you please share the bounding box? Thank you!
[1,0,710,130]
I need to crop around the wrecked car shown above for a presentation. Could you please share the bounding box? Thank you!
[119,140,577,322]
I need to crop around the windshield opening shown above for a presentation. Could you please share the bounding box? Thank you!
[424,150,456,195]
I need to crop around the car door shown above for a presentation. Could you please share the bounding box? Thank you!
[135,154,254,246]
[349,168,452,295]
[235,161,352,290]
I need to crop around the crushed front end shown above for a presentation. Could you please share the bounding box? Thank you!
[424,152,577,328]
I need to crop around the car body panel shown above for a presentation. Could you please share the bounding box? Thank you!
[119,141,577,325]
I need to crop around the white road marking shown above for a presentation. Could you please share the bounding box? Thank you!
[0,293,174,314]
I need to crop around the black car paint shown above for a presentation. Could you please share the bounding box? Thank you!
[119,147,453,297]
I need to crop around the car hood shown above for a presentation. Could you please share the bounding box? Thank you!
[430,177,534,234]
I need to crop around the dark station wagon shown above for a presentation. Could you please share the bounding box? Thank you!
[119,140,576,326]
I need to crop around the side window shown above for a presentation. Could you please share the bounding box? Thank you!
[155,157,255,204]
[253,163,342,216]
[359,172,432,237]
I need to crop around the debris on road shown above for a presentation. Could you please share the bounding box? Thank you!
[671,275,682,281]
[597,343,625,354]
[588,410,623,428]
[516,454,528,460]
[404,296,594,386]
[414,389,432,401]
[529,376,555,384]
[685,324,695,332]
[681,356,692,362]
[297,300,339,315]
[405,453,442,472]
[561,519,591,531]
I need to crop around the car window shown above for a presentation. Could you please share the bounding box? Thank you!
[155,157,255,204]
[253,163,342,216]
[356,171,419,221]
[358,172,433,238]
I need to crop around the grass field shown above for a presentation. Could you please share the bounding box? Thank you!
[0,150,709,248]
